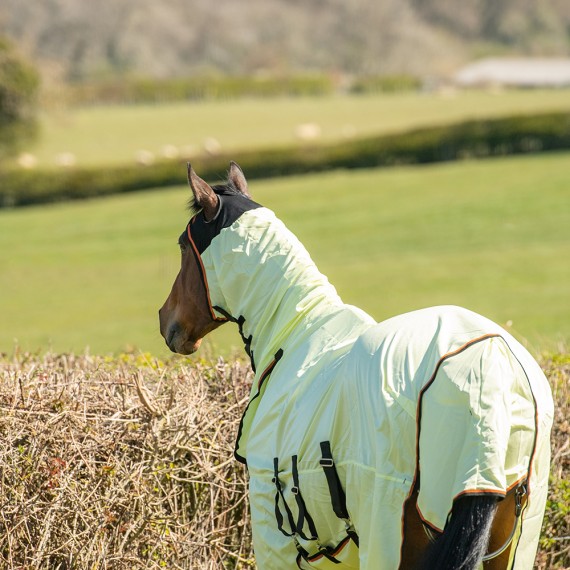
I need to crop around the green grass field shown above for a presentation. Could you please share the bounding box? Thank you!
[18,89,570,168]
[1,151,568,357]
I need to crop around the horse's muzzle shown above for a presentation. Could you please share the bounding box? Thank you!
[159,313,201,355]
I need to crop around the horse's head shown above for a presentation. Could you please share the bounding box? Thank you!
[159,162,251,354]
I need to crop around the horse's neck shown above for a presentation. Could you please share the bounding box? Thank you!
[204,208,346,372]
[246,268,345,369]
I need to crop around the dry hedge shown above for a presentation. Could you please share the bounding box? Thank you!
[0,351,568,569]
[0,352,254,569]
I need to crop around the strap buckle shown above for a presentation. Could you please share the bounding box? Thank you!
[482,480,527,562]
[515,482,526,517]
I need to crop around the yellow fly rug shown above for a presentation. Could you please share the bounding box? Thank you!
[187,190,553,570]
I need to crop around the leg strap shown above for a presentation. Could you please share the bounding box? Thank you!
[482,482,527,563]
[273,457,296,537]
[423,481,527,560]
[292,455,319,540]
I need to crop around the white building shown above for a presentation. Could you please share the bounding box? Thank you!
[455,58,570,88]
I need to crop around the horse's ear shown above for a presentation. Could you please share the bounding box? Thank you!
[187,163,219,221]
[228,161,251,197]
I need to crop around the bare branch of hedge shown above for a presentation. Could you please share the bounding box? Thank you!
[0,352,255,569]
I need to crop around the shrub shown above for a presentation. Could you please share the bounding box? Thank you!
[349,74,422,94]
[0,37,40,161]
[536,353,570,570]
[0,351,567,568]
[0,352,255,569]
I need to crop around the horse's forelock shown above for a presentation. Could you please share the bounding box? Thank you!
[212,180,239,195]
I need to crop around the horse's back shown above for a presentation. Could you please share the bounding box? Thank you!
[341,304,553,569]
[347,304,550,410]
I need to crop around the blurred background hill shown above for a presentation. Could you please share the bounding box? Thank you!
[1,0,569,82]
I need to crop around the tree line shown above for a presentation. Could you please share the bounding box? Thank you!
[0,0,568,82]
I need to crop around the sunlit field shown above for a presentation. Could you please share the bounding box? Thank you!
[1,151,568,357]
[19,89,570,168]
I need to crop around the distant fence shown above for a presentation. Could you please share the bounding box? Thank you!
[1,111,569,208]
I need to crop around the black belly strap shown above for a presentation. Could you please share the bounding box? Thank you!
[319,441,360,547]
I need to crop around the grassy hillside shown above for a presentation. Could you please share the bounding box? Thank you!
[17,90,570,168]
[0,151,568,356]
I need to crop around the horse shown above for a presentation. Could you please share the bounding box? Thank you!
[159,163,553,570]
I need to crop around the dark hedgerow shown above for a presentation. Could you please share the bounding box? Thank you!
[65,74,336,106]
[1,111,570,209]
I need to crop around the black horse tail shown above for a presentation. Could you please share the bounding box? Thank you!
[420,495,499,570]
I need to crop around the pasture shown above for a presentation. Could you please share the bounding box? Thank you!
[0,151,568,356]
[19,89,570,168]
